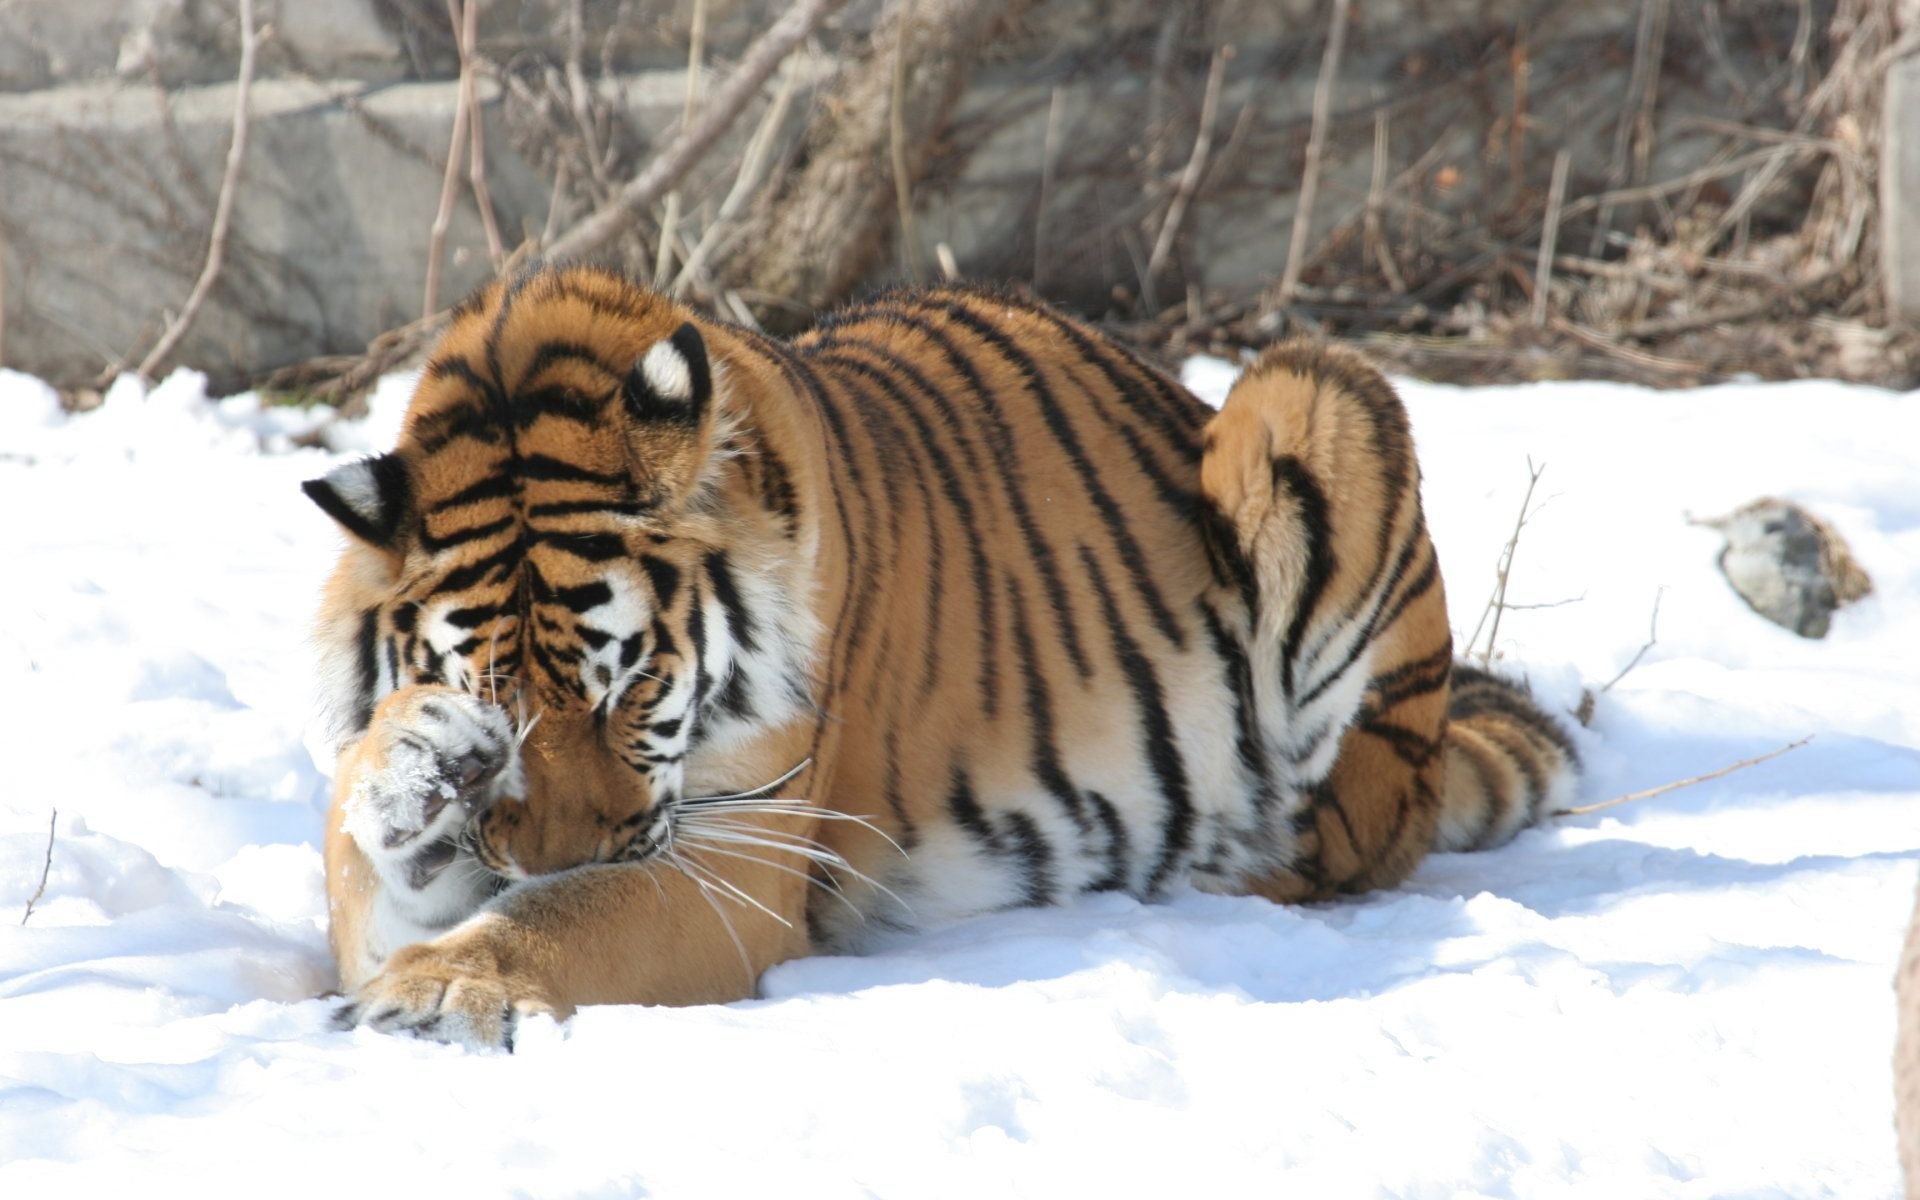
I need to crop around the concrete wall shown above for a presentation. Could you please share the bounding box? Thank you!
[0,0,1853,386]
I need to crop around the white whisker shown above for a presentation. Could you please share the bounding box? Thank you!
[669,859,754,989]
[675,819,911,915]
[672,850,793,929]
[673,841,869,923]
[684,758,813,804]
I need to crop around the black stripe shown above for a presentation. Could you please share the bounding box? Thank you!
[938,299,1186,651]
[1083,791,1133,893]
[515,454,629,487]
[1077,545,1194,897]
[1201,602,1277,812]
[856,308,1092,679]
[1001,811,1056,907]
[435,539,523,594]
[703,551,759,656]
[1003,576,1092,835]
[810,356,943,701]
[430,473,517,512]
[946,766,999,851]
[639,555,681,606]
[443,604,498,629]
[1270,456,1337,700]
[814,340,998,716]
[531,530,628,562]
[418,513,514,554]
[514,340,617,393]
[352,608,379,731]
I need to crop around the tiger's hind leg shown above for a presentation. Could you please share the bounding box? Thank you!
[1198,341,1451,902]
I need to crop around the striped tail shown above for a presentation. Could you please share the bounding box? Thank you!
[1199,339,1579,900]
[1433,663,1580,851]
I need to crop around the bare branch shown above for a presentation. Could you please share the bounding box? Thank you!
[1364,107,1406,294]
[1466,458,1546,665]
[655,0,709,287]
[1552,735,1812,819]
[133,0,259,381]
[1599,588,1665,695]
[889,1,921,280]
[1147,45,1230,286]
[20,808,56,925]
[423,0,476,317]
[1274,0,1351,308]
[546,0,849,264]
[459,0,505,271]
[670,60,800,296]
[1033,84,1064,289]
[1531,149,1571,326]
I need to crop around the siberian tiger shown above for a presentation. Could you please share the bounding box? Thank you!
[307,264,1577,1048]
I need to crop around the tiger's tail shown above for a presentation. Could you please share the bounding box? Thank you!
[1431,662,1580,851]
[1199,340,1577,896]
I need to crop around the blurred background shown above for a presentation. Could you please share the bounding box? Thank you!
[1,0,1915,401]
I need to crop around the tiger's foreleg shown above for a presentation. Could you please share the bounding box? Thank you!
[325,685,519,991]
[333,815,818,1048]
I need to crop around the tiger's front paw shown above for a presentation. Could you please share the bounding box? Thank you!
[343,686,516,919]
[333,919,563,1051]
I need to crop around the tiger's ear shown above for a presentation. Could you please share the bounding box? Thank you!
[621,323,718,507]
[624,323,712,423]
[302,453,412,547]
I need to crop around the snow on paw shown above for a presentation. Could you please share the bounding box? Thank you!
[344,685,515,889]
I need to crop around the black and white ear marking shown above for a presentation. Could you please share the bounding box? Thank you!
[625,323,712,421]
[303,453,411,547]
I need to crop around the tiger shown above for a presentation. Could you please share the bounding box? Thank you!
[306,263,1578,1048]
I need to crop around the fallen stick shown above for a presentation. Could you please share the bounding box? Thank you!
[1552,735,1812,819]
[20,808,56,926]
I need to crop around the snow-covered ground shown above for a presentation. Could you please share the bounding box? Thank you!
[2,358,1916,1197]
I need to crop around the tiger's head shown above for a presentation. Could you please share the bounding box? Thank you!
[306,267,816,879]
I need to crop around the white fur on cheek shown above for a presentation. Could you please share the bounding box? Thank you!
[641,340,692,403]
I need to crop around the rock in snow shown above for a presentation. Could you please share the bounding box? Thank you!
[1697,496,1873,638]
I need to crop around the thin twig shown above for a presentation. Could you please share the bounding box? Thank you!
[889,0,921,280]
[1531,149,1571,327]
[1147,45,1229,287]
[655,0,708,287]
[133,0,258,381]
[20,808,56,925]
[1466,458,1545,665]
[1275,0,1350,308]
[1593,587,1663,704]
[1364,107,1406,294]
[547,0,849,264]
[0,221,8,369]
[670,59,799,296]
[1552,736,1812,819]
[458,0,505,272]
[565,0,612,199]
[1589,0,1665,254]
[422,0,475,317]
[1034,84,1064,289]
